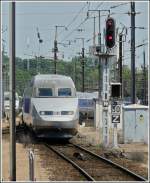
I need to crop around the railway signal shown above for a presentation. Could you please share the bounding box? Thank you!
[106,17,116,49]
[111,83,121,98]
[110,83,122,148]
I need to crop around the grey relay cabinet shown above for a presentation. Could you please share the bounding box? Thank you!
[122,104,148,143]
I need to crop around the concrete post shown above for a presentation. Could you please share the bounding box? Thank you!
[112,123,118,148]
[94,99,100,129]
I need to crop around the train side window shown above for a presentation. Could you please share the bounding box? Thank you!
[58,88,72,97]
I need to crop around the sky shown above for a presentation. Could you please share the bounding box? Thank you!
[2,1,149,67]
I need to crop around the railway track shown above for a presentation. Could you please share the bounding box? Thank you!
[45,142,147,181]
[9,128,146,181]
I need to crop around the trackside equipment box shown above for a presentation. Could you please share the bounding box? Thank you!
[122,104,148,144]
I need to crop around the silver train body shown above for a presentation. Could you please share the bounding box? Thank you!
[22,74,79,138]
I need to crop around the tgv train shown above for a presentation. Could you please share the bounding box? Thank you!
[22,74,79,138]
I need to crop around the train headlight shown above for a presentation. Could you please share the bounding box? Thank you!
[61,111,74,115]
[39,111,45,115]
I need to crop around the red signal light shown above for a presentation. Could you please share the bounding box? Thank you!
[107,21,112,26]
[108,36,113,40]
[105,17,115,48]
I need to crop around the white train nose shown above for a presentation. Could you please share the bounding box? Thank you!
[22,74,79,138]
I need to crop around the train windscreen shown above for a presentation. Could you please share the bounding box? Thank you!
[58,88,72,96]
[38,88,53,97]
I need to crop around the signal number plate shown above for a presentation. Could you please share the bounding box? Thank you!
[112,115,120,123]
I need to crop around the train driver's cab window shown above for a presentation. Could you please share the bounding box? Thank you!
[38,88,53,97]
[58,88,72,97]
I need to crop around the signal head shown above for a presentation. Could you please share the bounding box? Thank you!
[106,17,115,49]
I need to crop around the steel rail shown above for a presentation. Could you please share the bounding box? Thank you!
[44,143,95,181]
[71,143,147,181]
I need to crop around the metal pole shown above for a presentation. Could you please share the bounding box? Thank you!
[74,58,77,87]
[2,43,6,118]
[119,34,123,98]
[93,16,96,46]
[54,26,58,74]
[98,11,101,48]
[75,38,85,92]
[36,56,38,73]
[82,39,85,92]
[131,2,136,104]
[9,2,16,181]
[7,66,9,91]
[2,65,5,118]
[55,26,57,41]
[37,43,41,74]
[143,48,146,105]
[27,40,30,71]
[27,58,29,71]
[98,10,102,100]
[54,40,57,74]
